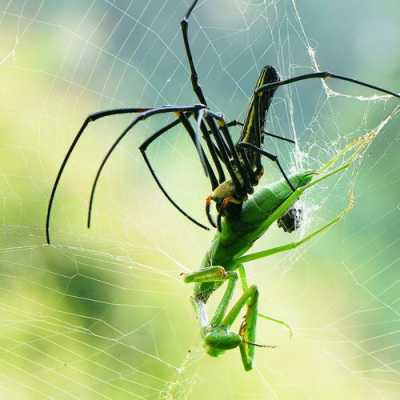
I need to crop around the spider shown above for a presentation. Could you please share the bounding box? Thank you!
[45,0,400,245]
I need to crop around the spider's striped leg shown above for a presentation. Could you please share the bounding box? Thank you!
[256,71,400,99]
[87,105,207,229]
[181,0,208,105]
[46,107,153,244]
[225,120,295,144]
[237,142,295,192]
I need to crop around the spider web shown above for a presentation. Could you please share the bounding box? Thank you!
[1,0,400,398]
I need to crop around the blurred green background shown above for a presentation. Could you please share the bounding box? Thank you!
[1,0,400,398]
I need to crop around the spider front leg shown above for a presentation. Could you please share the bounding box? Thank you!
[46,104,209,243]
[238,142,295,191]
[256,71,400,100]
[181,0,208,105]
[225,120,295,144]
[87,105,207,228]
[45,107,154,244]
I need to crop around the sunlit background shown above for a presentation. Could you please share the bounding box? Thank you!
[1,0,400,399]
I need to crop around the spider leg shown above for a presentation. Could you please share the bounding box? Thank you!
[175,112,222,227]
[238,147,258,186]
[256,71,400,99]
[181,1,244,193]
[142,110,238,230]
[46,107,153,244]
[252,95,264,176]
[199,120,226,184]
[181,0,208,105]
[139,117,212,230]
[178,112,218,189]
[216,195,243,232]
[206,115,244,195]
[225,120,295,144]
[203,117,257,192]
[237,142,295,192]
[218,120,254,195]
[87,104,206,229]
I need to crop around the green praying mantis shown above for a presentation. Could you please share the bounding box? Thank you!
[183,133,373,371]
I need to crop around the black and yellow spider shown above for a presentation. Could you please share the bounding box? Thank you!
[45,0,400,244]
